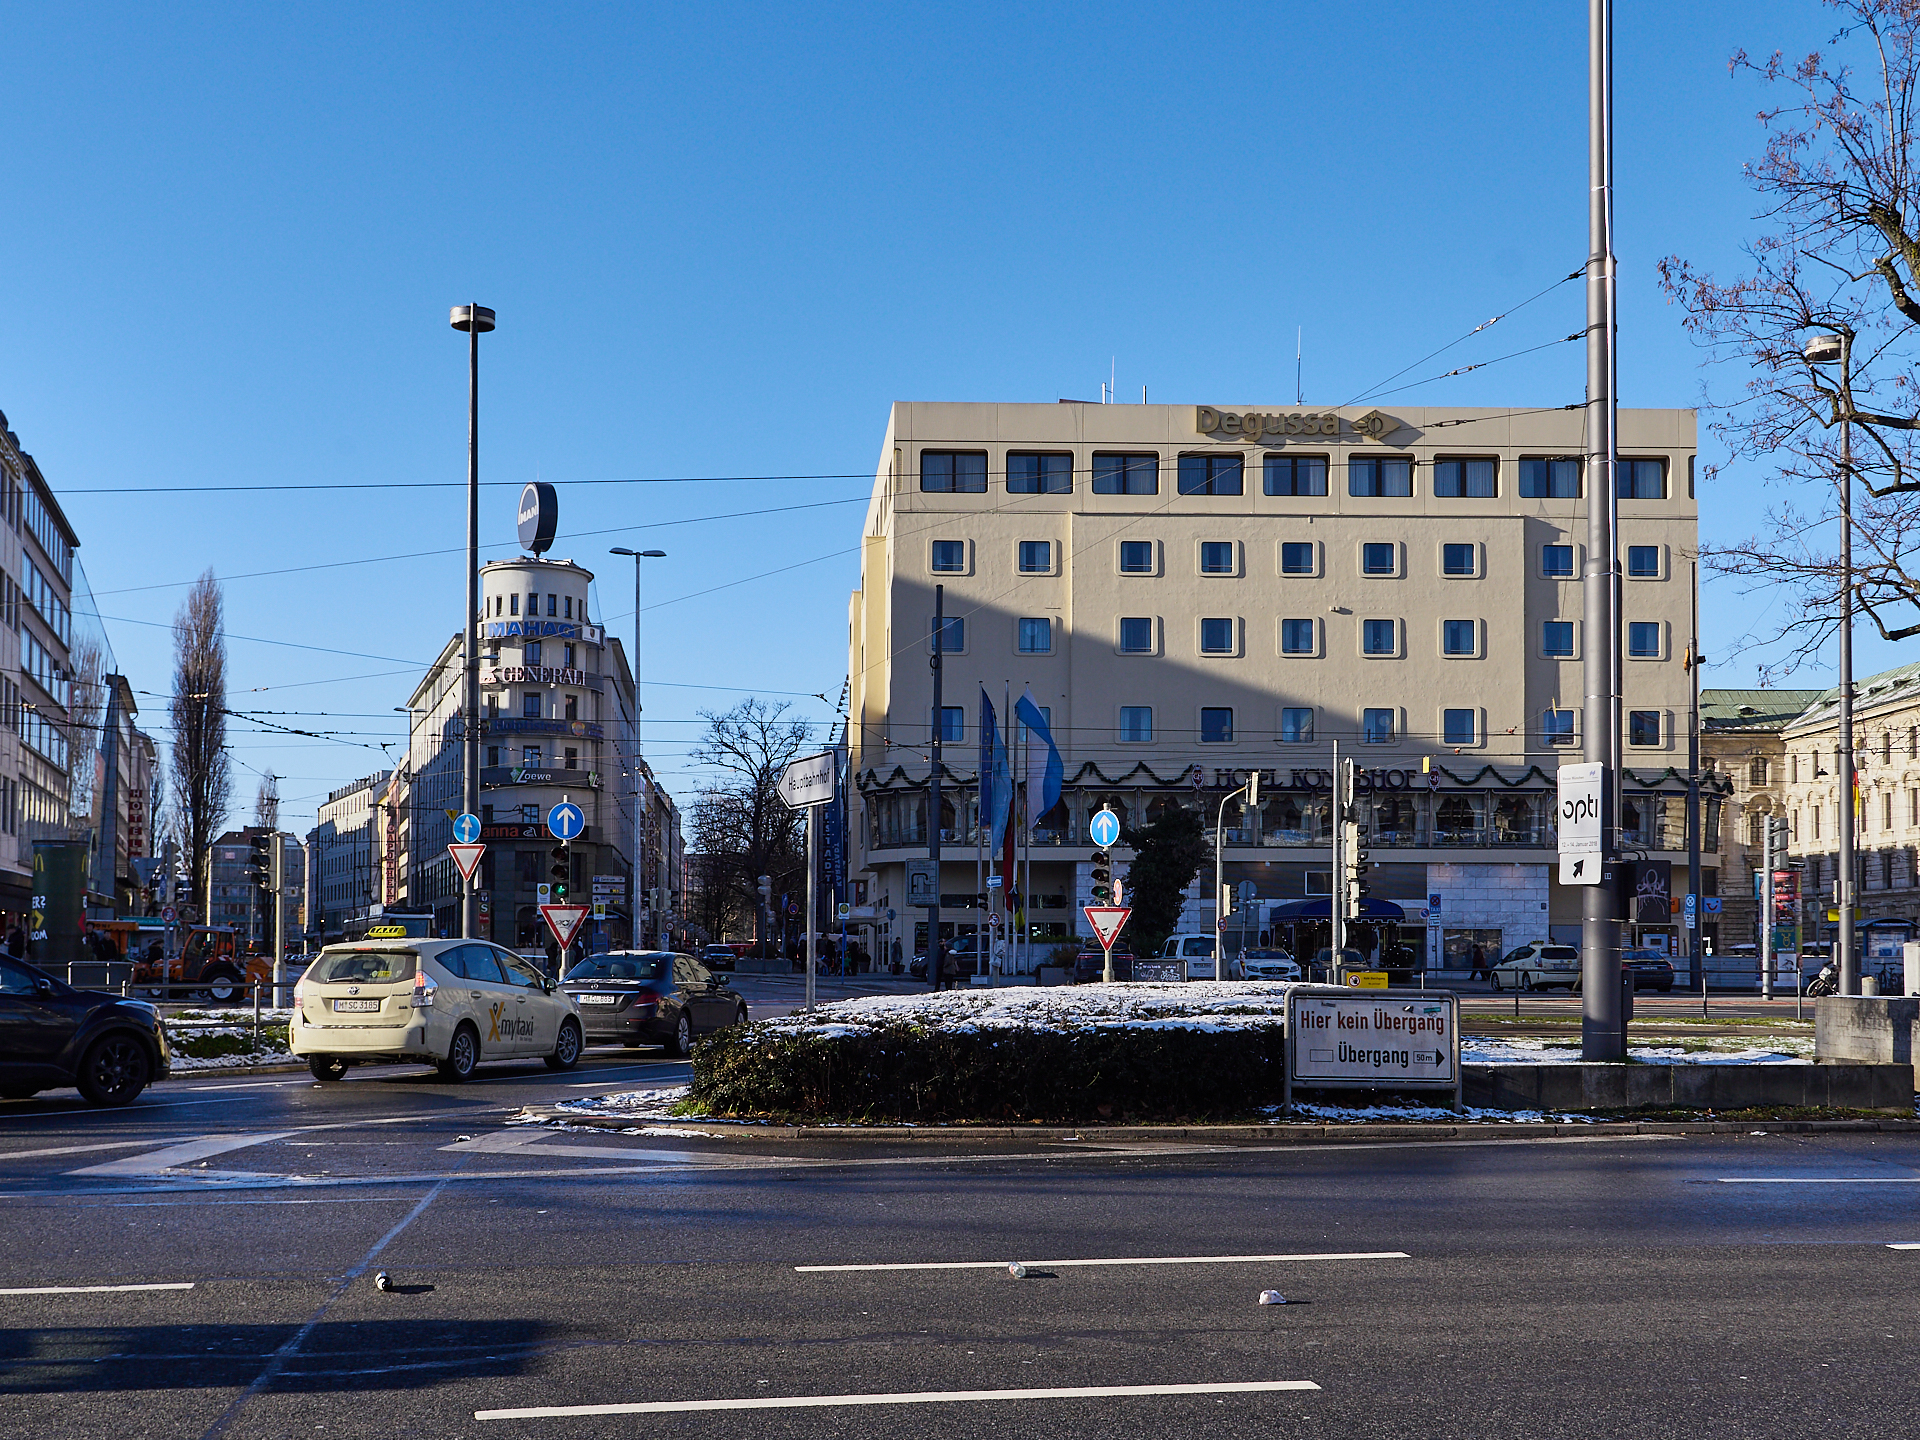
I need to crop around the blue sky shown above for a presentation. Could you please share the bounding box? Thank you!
[0,1,1876,831]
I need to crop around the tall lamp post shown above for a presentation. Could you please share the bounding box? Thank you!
[1805,329,1857,995]
[610,547,666,946]
[449,304,495,940]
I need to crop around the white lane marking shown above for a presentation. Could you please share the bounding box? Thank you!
[797,1250,1408,1273]
[0,1138,174,1162]
[1888,1243,1920,1249]
[70,1132,302,1177]
[1719,1178,1920,1184]
[439,1132,716,1161]
[476,1379,1322,1420]
[0,1282,194,1295]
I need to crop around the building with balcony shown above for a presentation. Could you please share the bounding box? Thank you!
[308,771,388,942]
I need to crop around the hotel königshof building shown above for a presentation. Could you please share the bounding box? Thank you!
[844,399,1717,974]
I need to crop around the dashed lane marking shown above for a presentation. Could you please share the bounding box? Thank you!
[796,1250,1409,1273]
[0,1282,194,1295]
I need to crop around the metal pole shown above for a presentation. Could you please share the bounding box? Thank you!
[272,832,286,1008]
[633,554,644,948]
[1761,817,1775,1003]
[1688,560,1704,995]
[1330,741,1345,970]
[1838,334,1859,996]
[927,584,943,990]
[1581,0,1624,1060]
[461,309,481,941]
[805,802,817,1011]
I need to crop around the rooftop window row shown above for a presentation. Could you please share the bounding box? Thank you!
[929,539,1669,580]
[930,615,1669,660]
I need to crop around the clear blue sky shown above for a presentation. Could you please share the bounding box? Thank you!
[0,1,1871,832]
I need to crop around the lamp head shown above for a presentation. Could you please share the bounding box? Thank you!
[1803,332,1845,365]
[449,305,496,333]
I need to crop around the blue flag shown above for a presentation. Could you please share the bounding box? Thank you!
[1014,688,1063,829]
[979,688,1010,853]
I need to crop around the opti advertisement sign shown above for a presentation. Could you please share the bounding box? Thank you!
[1287,988,1458,1089]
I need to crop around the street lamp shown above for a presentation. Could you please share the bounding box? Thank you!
[610,547,666,946]
[449,304,495,940]
[1804,328,1857,996]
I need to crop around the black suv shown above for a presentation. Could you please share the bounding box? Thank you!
[0,955,171,1105]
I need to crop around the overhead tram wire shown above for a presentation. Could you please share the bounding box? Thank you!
[1342,267,1584,407]
[1351,331,1586,405]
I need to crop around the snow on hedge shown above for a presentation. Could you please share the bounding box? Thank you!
[743,981,1293,1040]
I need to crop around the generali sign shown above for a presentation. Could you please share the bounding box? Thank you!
[1195,407,1397,442]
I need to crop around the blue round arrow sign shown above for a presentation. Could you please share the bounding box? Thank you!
[452,812,482,844]
[547,801,584,841]
[1089,808,1120,848]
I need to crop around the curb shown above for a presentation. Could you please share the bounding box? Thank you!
[166,1060,307,1079]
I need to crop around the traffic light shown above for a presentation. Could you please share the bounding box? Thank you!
[1089,850,1112,903]
[758,875,772,907]
[549,844,569,901]
[1342,818,1371,920]
[246,834,273,888]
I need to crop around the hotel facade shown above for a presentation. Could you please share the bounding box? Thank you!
[845,400,1717,972]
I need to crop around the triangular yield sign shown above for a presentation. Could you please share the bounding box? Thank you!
[541,903,590,950]
[1082,905,1131,951]
[448,843,485,882]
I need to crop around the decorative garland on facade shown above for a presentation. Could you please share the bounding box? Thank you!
[856,761,1731,797]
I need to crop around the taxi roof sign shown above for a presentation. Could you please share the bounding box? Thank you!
[366,925,408,938]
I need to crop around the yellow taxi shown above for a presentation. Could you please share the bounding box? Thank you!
[289,938,583,1082]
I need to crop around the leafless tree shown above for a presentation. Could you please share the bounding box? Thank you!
[254,771,280,831]
[169,570,230,919]
[1660,1,1920,674]
[687,699,811,951]
[62,633,106,834]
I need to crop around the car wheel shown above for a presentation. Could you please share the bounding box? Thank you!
[1489,972,1503,992]
[204,969,243,1005]
[1522,971,1538,993]
[672,1013,693,1058]
[733,1003,749,1027]
[545,1018,582,1071]
[76,1034,152,1107]
[307,1056,348,1082]
[437,1023,480,1083]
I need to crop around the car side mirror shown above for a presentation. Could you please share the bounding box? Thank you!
[33,978,52,996]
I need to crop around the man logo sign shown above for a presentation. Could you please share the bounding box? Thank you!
[1557,761,1605,887]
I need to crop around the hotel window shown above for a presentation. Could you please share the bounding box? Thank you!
[509,594,520,615]
[1443,708,1477,746]
[1361,543,1397,576]
[564,695,578,720]
[1543,621,1575,658]
[1813,806,1821,840]
[931,540,966,572]
[1748,756,1769,785]
[1281,707,1315,743]
[1617,458,1667,499]
[932,707,964,743]
[1200,708,1234,743]
[931,616,964,653]
[1200,618,1236,655]
[1628,622,1662,658]
[1442,543,1476,576]
[1627,545,1661,578]
[1007,452,1071,494]
[1017,617,1052,654]
[547,594,558,616]
[1442,619,1477,657]
[1363,619,1398,656]
[1885,792,1895,830]
[1092,453,1158,495]
[1349,455,1414,497]
[1119,617,1154,653]
[921,451,988,493]
[1264,454,1329,496]
[1281,541,1316,575]
[526,641,542,666]
[1542,544,1575,578]
[1544,709,1575,746]
[523,746,543,767]
[1178,453,1244,496]
[486,746,501,767]
[1281,618,1315,655]
[522,694,542,718]
[1119,540,1155,573]
[1433,458,1497,497]
[1120,706,1153,742]
[564,747,579,771]
[1629,710,1661,747]
[1018,541,1051,573]
[563,643,576,668]
[1363,708,1396,744]
[1519,458,1582,498]
[1200,541,1235,574]
[564,596,572,618]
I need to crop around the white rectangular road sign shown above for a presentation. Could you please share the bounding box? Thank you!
[1558,854,1599,886]
[1288,989,1457,1086]
[777,751,837,809]
[1557,761,1604,886]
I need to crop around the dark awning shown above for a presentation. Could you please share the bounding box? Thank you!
[1266,897,1407,921]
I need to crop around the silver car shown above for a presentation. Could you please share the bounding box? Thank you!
[1489,942,1581,993]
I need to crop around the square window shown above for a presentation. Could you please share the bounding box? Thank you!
[935,707,964,743]
[1092,453,1158,495]
[1200,618,1235,654]
[1542,544,1575,578]
[1363,708,1396,744]
[1433,458,1497,497]
[1544,709,1575,745]
[1200,541,1234,574]
[1442,619,1477,656]
[1119,617,1154,653]
[1280,707,1315,743]
[523,746,542,767]
[522,693,541,718]
[921,451,988,493]
[1362,619,1397,655]
[1520,458,1583,498]
[1119,540,1154,573]
[1629,710,1661,746]
[1120,706,1153,742]
[1442,708,1477,746]
[1280,618,1315,655]
[1018,617,1052,653]
[931,540,966,572]
[1007,452,1072,494]
[1200,707,1233,743]
[1617,458,1666,499]
[1177,454,1244,496]
[1281,541,1315,575]
[932,616,965,653]
[1443,543,1476,576]
[1349,456,1414,497]
[1362,542,1396,576]
[1264,454,1329,496]
[1018,540,1051,573]
[1542,621,1575,658]
[1628,622,1661,658]
[1627,545,1660,577]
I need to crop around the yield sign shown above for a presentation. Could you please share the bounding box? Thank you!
[541,904,590,950]
[1083,906,1131,952]
[448,843,485,883]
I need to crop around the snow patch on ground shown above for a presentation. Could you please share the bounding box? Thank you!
[1462,1035,1814,1065]
[1275,1100,1594,1124]
[741,982,1293,1039]
[550,1086,692,1121]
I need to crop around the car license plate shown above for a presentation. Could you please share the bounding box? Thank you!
[576,994,618,1005]
[332,998,380,1012]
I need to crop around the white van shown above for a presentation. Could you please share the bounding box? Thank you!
[1161,932,1219,981]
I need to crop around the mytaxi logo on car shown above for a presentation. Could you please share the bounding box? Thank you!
[486,1003,535,1042]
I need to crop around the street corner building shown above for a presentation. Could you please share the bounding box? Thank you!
[843,399,1720,976]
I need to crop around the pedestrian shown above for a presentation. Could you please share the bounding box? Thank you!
[4,922,23,959]
[1470,943,1488,981]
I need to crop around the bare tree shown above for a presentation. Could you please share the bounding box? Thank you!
[254,771,280,831]
[169,570,230,919]
[63,632,105,833]
[687,699,811,952]
[1660,1,1920,673]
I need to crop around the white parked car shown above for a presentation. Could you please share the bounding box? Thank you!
[1489,941,1581,993]
[1234,948,1300,983]
[1161,932,1219,980]
[290,938,583,1082]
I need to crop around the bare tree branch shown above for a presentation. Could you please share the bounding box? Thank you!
[169,570,229,919]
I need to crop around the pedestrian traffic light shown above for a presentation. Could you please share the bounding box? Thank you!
[1342,819,1372,920]
[549,844,569,901]
[246,834,273,887]
[1089,849,1112,903]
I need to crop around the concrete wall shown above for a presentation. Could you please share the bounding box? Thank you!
[1466,1061,1911,1112]
[1815,996,1920,1085]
